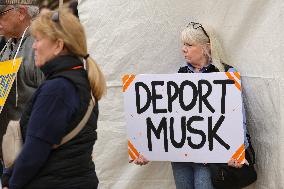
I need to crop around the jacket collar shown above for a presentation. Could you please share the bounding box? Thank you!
[40,55,83,79]
[186,62,218,73]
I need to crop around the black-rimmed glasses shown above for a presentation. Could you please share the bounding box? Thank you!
[0,8,14,16]
[187,22,210,40]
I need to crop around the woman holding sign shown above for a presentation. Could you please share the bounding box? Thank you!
[134,22,252,189]
[173,22,250,189]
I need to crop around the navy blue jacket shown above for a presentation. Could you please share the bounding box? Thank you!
[4,55,99,189]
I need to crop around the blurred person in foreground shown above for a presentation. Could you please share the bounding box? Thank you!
[2,8,106,189]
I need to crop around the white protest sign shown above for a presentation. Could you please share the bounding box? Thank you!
[123,72,244,163]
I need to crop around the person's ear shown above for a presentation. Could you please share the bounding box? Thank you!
[206,43,211,50]
[17,6,28,21]
[206,43,211,54]
[54,39,65,56]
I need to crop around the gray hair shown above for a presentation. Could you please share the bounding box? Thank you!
[181,23,227,72]
[26,5,39,18]
[12,4,39,18]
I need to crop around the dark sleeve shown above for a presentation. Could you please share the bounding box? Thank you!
[8,136,52,189]
[8,78,79,188]
[27,94,74,144]
[26,79,79,144]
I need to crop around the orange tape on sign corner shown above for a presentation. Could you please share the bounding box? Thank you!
[230,144,245,163]
[233,72,241,80]
[237,150,246,163]
[128,140,140,160]
[225,72,241,91]
[128,149,136,160]
[122,74,135,92]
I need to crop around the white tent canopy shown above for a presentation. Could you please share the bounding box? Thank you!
[79,0,283,188]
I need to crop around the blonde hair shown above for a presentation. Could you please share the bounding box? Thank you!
[31,8,106,101]
[181,23,227,72]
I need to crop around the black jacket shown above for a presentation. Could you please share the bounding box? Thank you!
[20,55,99,189]
[178,63,232,73]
